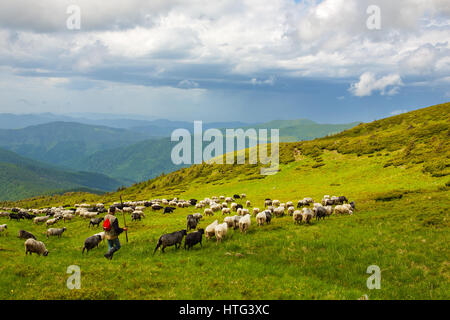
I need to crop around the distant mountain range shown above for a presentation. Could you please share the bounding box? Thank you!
[0,115,360,200]
[0,148,123,201]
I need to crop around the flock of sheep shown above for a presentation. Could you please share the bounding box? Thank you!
[0,193,355,256]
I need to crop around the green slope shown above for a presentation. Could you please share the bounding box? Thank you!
[1,102,448,300]
[76,119,359,183]
[0,148,123,201]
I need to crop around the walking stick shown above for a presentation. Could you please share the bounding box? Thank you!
[120,195,128,243]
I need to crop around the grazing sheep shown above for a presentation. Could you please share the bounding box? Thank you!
[338,196,349,204]
[274,206,285,217]
[264,210,272,224]
[46,227,66,238]
[349,201,356,210]
[256,212,266,226]
[232,215,242,229]
[184,229,205,250]
[89,217,104,228]
[153,230,187,254]
[18,230,36,240]
[239,214,251,233]
[237,208,243,216]
[82,234,102,254]
[241,193,246,199]
[63,213,74,222]
[286,201,294,208]
[293,210,302,224]
[272,200,280,207]
[187,215,199,231]
[205,220,219,239]
[193,213,203,221]
[214,222,228,243]
[302,208,313,224]
[233,194,240,199]
[246,200,251,207]
[222,208,231,215]
[204,208,214,217]
[241,208,249,215]
[163,206,176,214]
[224,216,234,228]
[335,205,353,215]
[9,213,24,221]
[264,199,272,207]
[0,224,7,235]
[252,207,260,216]
[24,239,48,256]
[45,217,60,226]
[287,207,295,216]
[94,231,106,242]
[231,203,238,211]
[315,206,328,220]
[225,197,233,203]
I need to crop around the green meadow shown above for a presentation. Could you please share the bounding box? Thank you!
[0,103,449,300]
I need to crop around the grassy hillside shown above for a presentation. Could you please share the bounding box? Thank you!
[0,102,448,300]
[77,119,359,183]
[0,148,123,201]
[241,119,360,142]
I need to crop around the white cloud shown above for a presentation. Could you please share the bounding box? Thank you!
[349,72,404,97]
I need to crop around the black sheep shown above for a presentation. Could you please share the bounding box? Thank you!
[236,204,243,210]
[233,194,240,199]
[153,230,187,254]
[82,235,102,254]
[315,206,328,220]
[264,211,272,224]
[89,217,104,228]
[163,206,176,214]
[9,213,23,221]
[184,229,204,250]
[339,196,349,204]
[187,215,198,231]
[18,230,36,240]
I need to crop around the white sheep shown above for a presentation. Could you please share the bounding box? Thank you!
[287,207,295,216]
[205,220,218,239]
[0,224,7,235]
[293,210,302,224]
[33,215,50,224]
[204,208,214,216]
[286,201,294,208]
[63,213,74,222]
[256,211,266,226]
[272,200,280,207]
[241,193,246,199]
[239,214,251,233]
[246,200,251,207]
[302,208,313,224]
[46,227,67,238]
[252,208,260,216]
[222,208,231,215]
[335,205,353,215]
[45,217,60,226]
[224,216,234,228]
[231,203,238,211]
[214,222,228,243]
[24,239,48,256]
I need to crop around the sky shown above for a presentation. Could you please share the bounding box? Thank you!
[0,0,449,123]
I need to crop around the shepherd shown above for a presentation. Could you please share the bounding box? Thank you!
[103,205,127,260]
